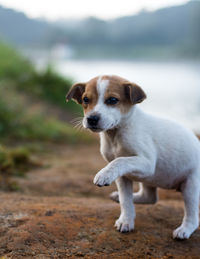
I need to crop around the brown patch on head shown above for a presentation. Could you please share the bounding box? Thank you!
[103,75,146,113]
[66,75,146,114]
[82,77,99,114]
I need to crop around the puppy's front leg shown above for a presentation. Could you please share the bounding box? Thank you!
[93,156,155,187]
[114,176,135,232]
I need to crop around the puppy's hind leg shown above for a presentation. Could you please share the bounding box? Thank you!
[110,191,120,203]
[173,174,200,239]
[133,183,158,204]
[114,177,135,233]
[110,183,158,204]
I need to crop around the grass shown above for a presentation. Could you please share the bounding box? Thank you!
[0,84,90,143]
[0,41,92,191]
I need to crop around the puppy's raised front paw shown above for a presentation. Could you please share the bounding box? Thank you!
[115,216,134,233]
[93,169,113,187]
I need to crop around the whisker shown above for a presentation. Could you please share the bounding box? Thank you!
[70,117,83,127]
[74,121,82,128]
[73,119,84,132]
[70,117,83,123]
[74,123,84,132]
[72,121,83,128]
[69,115,85,132]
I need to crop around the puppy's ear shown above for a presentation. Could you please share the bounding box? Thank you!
[124,82,146,104]
[66,83,86,104]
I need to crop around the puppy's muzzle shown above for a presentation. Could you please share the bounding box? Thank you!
[87,115,100,127]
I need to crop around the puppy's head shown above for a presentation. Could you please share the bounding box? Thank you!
[66,75,146,132]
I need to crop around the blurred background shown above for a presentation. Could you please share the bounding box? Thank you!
[0,0,199,190]
[0,2,200,257]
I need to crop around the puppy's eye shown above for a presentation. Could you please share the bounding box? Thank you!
[105,97,119,105]
[83,96,89,104]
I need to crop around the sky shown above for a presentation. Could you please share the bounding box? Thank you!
[0,0,190,20]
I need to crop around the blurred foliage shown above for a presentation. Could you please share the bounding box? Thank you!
[0,42,91,142]
[18,65,80,113]
[0,41,33,79]
[0,84,89,143]
[0,41,80,113]
[0,41,92,191]
[0,145,35,191]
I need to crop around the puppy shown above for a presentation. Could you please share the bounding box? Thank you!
[66,75,200,239]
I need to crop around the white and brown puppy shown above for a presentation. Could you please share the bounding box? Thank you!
[66,75,200,239]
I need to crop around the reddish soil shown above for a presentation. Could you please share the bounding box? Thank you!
[0,143,200,258]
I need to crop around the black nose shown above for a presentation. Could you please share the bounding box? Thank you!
[87,115,100,127]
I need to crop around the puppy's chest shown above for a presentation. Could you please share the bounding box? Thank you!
[101,131,135,161]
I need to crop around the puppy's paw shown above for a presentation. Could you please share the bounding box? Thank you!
[115,216,134,233]
[173,226,193,240]
[93,169,113,187]
[110,191,119,203]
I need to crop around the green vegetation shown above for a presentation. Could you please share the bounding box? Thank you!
[0,85,87,142]
[0,42,86,142]
[0,42,91,190]
[0,145,36,190]
[17,65,80,113]
[0,41,32,79]
[0,42,80,113]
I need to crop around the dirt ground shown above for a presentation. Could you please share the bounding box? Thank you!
[0,143,200,258]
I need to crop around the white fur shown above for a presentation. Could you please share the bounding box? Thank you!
[83,77,200,239]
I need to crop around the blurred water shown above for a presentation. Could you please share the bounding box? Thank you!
[40,59,200,132]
